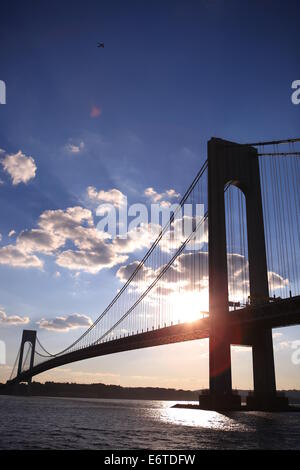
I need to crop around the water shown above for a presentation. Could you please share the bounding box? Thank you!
[0,395,299,449]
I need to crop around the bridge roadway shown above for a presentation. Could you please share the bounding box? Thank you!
[8,296,300,384]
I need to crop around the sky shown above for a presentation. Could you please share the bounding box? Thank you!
[0,0,299,389]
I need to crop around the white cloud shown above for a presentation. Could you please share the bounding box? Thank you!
[17,228,63,254]
[37,313,93,332]
[56,247,127,274]
[0,245,43,269]
[8,230,16,237]
[112,223,160,254]
[117,260,154,284]
[51,219,158,274]
[65,141,85,154]
[0,308,30,326]
[117,251,208,292]
[87,186,126,208]
[144,187,180,206]
[0,193,293,294]
[16,206,96,256]
[39,206,94,233]
[0,204,133,273]
[273,332,283,339]
[268,271,289,289]
[116,250,289,310]
[1,150,37,185]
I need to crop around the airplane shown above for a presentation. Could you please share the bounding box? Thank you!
[97,42,104,48]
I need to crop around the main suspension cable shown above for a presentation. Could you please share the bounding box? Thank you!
[35,159,209,357]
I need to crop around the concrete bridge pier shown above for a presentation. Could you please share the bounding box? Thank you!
[246,328,288,410]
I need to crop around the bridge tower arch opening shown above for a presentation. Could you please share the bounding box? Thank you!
[225,184,253,393]
[203,137,286,410]
[224,184,250,309]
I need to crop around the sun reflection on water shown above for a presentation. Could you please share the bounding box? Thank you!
[155,402,253,432]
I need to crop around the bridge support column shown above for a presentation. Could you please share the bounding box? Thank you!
[247,328,288,409]
[17,330,36,385]
[199,137,286,410]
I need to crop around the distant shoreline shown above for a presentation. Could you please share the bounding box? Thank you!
[0,393,199,403]
[1,381,300,404]
[0,381,198,401]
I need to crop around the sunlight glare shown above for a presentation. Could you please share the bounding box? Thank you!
[157,404,253,432]
[169,290,209,323]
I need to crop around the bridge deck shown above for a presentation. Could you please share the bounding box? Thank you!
[8,296,300,384]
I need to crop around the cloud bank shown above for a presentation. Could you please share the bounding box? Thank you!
[0,308,30,326]
[37,313,93,332]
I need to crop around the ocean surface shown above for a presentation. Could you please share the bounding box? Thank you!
[0,395,300,450]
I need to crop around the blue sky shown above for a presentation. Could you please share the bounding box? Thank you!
[0,0,299,389]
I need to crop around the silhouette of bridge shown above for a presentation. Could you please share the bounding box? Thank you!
[7,137,300,410]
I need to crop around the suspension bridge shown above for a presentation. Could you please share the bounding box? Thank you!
[6,137,300,410]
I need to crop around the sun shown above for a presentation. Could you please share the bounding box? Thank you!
[168,289,209,324]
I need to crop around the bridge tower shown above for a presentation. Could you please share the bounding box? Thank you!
[202,137,285,410]
[17,330,37,384]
